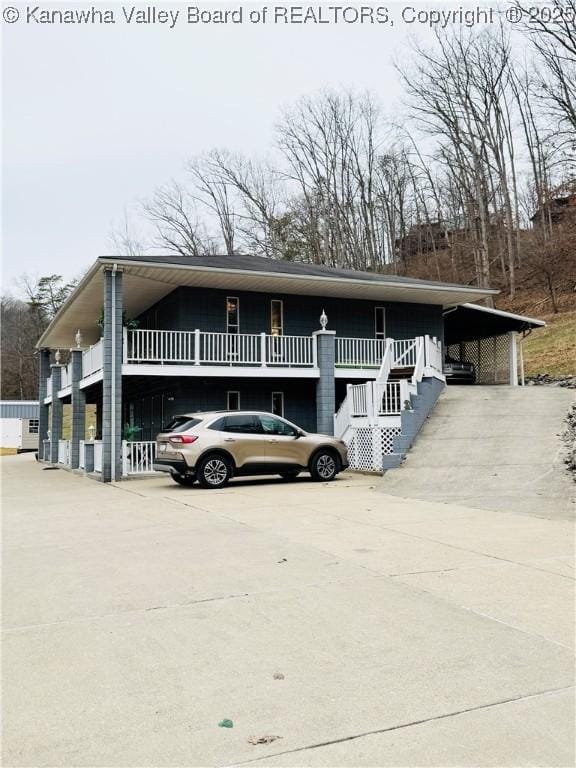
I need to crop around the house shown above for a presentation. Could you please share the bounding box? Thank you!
[530,192,576,228]
[35,254,544,479]
[0,401,39,454]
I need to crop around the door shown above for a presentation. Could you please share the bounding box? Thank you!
[258,414,305,469]
[218,413,268,470]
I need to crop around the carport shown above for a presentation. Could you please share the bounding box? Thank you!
[443,303,545,385]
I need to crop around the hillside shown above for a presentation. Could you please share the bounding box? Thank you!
[522,310,576,377]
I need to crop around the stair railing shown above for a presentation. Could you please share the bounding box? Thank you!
[412,336,425,385]
[376,338,394,384]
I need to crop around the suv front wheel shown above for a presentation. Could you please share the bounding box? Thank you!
[309,451,338,482]
[197,454,232,489]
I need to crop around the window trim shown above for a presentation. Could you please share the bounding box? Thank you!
[271,299,284,336]
[375,306,386,339]
[271,391,284,417]
[227,391,241,411]
[226,296,239,334]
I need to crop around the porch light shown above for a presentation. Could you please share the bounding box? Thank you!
[320,309,328,330]
[75,329,83,349]
[88,424,96,441]
[54,349,61,363]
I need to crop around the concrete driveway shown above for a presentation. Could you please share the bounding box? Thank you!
[2,454,575,767]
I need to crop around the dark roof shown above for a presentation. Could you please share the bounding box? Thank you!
[100,253,489,292]
[444,304,544,344]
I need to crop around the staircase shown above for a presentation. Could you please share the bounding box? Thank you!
[334,335,445,472]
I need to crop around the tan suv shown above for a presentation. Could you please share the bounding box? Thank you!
[154,411,349,489]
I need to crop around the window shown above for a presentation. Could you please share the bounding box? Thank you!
[226,297,239,334]
[162,416,202,433]
[375,307,386,339]
[259,414,297,437]
[222,414,261,434]
[227,391,240,411]
[271,391,284,417]
[271,300,283,336]
[28,418,39,434]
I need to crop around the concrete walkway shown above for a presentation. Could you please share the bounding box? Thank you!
[381,385,575,519]
[2,453,574,767]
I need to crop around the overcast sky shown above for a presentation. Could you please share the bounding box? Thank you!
[2,2,501,292]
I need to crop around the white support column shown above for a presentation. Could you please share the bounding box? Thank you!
[194,329,201,365]
[508,332,518,386]
[519,336,525,386]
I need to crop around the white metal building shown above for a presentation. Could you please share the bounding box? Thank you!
[0,401,40,452]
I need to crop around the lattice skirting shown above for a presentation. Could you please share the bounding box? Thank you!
[347,426,402,471]
[447,335,511,384]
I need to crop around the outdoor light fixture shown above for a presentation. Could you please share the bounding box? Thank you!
[88,424,96,441]
[320,309,328,329]
[75,329,83,349]
[54,349,61,363]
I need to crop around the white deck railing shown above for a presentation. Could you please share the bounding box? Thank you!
[391,338,418,368]
[58,439,69,465]
[265,335,315,367]
[82,339,103,379]
[79,440,86,469]
[336,338,386,368]
[425,336,443,373]
[46,375,52,396]
[93,440,103,473]
[60,365,71,390]
[126,330,316,368]
[122,441,156,475]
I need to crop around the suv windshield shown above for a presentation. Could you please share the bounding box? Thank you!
[162,416,202,433]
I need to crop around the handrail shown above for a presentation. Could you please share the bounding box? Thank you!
[412,336,425,384]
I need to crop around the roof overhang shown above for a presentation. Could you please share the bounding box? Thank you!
[37,258,499,349]
[444,302,545,344]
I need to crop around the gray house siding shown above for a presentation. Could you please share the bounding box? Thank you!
[136,287,444,342]
[123,377,317,440]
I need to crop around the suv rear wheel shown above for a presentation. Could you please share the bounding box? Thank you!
[309,451,338,482]
[171,474,196,487]
[197,454,232,489]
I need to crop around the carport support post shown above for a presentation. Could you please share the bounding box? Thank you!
[102,267,123,482]
[313,330,336,435]
[69,348,85,469]
[508,332,518,386]
[38,349,51,448]
[49,364,63,464]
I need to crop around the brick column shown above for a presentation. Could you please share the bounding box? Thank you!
[38,349,51,448]
[69,348,85,469]
[102,268,123,482]
[49,365,63,463]
[313,330,336,435]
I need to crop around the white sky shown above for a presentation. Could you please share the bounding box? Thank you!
[2,2,510,291]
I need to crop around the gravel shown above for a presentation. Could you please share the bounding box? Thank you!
[562,403,576,478]
[526,374,576,389]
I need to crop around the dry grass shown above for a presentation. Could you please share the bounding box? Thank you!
[522,310,576,377]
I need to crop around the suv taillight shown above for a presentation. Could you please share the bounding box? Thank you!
[168,435,198,444]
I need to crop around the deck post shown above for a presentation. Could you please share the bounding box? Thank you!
[313,329,336,435]
[102,267,123,482]
[69,348,85,469]
[49,364,63,464]
[38,348,51,449]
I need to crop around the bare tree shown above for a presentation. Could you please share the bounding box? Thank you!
[142,181,216,256]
